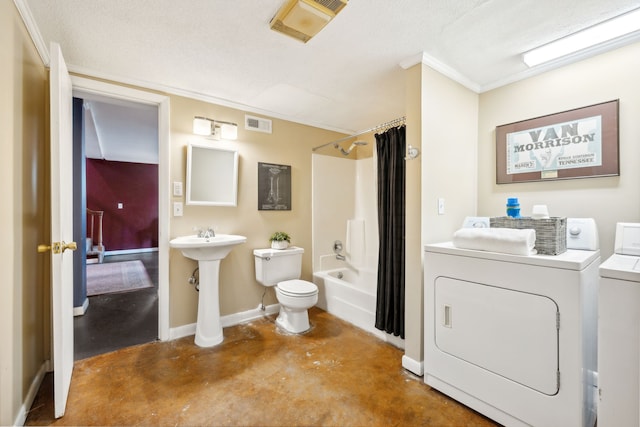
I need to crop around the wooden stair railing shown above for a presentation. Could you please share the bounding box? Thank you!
[87,209,105,263]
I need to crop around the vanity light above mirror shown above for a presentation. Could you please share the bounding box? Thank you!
[193,116,238,140]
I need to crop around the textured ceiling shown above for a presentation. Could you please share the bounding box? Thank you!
[21,0,640,134]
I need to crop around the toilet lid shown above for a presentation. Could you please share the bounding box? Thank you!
[278,279,318,296]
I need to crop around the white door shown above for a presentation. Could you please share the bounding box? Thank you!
[47,41,76,418]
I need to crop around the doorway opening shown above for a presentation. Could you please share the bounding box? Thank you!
[69,78,170,359]
[73,94,158,360]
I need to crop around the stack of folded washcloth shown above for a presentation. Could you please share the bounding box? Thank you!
[453,227,537,256]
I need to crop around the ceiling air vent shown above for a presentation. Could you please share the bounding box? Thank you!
[270,0,348,43]
[313,0,347,13]
[245,115,273,134]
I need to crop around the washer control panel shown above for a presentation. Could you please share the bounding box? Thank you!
[614,222,640,256]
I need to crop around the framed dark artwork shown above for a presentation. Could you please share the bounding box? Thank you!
[258,162,291,210]
[496,100,619,184]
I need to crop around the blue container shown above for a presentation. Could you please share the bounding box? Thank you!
[506,197,521,218]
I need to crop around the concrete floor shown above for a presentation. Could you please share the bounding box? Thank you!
[26,308,498,426]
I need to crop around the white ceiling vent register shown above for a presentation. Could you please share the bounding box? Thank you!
[245,115,273,134]
[270,0,348,43]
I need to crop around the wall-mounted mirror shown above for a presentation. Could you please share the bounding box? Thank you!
[186,143,238,206]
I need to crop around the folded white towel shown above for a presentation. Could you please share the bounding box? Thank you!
[453,228,537,256]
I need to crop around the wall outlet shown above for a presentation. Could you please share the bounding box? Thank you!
[117,202,123,209]
[438,198,445,215]
[173,202,183,217]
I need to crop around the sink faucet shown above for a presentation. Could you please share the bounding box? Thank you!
[197,227,216,239]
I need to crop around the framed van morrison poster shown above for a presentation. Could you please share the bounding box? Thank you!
[496,100,619,184]
[258,162,291,210]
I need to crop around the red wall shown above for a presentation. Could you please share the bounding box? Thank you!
[86,159,158,251]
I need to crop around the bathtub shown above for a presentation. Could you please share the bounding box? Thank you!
[313,267,404,347]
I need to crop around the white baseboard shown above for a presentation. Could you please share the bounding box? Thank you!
[14,361,47,426]
[73,297,89,316]
[402,355,424,376]
[169,303,280,341]
[169,322,196,341]
[105,247,158,256]
[221,303,280,327]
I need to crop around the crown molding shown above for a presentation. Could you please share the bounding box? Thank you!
[400,52,482,93]
[401,33,640,95]
[13,0,49,66]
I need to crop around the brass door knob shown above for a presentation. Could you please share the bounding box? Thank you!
[37,241,77,254]
[37,244,51,253]
[61,241,77,252]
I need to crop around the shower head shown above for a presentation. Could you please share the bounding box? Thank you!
[337,140,368,156]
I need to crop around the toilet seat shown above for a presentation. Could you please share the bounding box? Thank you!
[277,279,318,297]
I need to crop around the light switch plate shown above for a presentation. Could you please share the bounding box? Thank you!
[173,181,183,197]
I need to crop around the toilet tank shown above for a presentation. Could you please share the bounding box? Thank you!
[254,246,304,286]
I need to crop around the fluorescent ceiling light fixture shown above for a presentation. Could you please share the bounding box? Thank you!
[193,116,238,140]
[523,7,640,67]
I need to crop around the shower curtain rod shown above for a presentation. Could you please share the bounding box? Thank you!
[312,116,406,151]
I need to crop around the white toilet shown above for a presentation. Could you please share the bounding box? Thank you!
[254,247,318,334]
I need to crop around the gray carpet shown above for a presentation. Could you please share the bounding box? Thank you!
[86,260,153,296]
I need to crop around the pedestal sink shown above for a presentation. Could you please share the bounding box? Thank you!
[169,234,246,347]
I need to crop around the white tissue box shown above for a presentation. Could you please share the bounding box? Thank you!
[490,217,567,255]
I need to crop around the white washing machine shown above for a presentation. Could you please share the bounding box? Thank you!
[424,218,599,427]
[598,223,640,427]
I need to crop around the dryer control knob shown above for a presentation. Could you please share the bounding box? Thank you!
[570,227,581,236]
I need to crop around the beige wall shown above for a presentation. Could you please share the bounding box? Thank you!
[0,2,49,425]
[403,64,423,365]
[421,65,479,242]
[169,95,346,325]
[478,41,640,259]
[406,63,479,367]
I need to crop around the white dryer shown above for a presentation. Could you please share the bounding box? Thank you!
[598,223,640,427]
[424,218,599,427]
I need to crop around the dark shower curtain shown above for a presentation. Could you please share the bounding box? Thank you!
[374,125,406,338]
